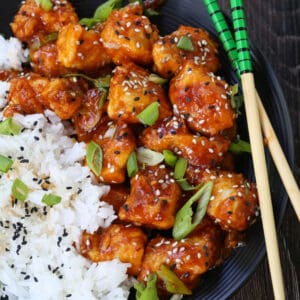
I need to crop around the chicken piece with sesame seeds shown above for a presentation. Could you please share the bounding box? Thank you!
[11,0,78,45]
[186,168,259,231]
[140,115,231,168]
[100,3,159,65]
[118,165,182,230]
[4,73,87,119]
[91,116,136,184]
[138,218,223,292]
[152,25,220,78]
[169,61,236,136]
[107,63,171,123]
[56,24,112,72]
[80,224,147,276]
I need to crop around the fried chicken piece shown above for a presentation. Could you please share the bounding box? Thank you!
[73,88,106,142]
[152,25,219,78]
[186,168,259,231]
[138,218,223,291]
[30,42,71,77]
[169,61,236,136]
[107,63,171,123]
[81,224,147,276]
[118,165,181,230]
[56,24,111,72]
[140,115,231,168]
[4,73,87,119]
[92,116,136,184]
[101,3,159,65]
[11,0,78,44]
[101,184,129,212]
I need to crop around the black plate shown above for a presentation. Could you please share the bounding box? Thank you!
[0,1,295,299]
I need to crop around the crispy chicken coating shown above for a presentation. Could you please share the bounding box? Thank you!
[57,24,112,72]
[186,168,259,231]
[138,218,223,290]
[80,224,147,276]
[169,61,236,136]
[118,165,182,230]
[107,63,171,123]
[92,116,136,184]
[140,115,231,168]
[152,25,219,78]
[11,0,78,44]
[4,73,87,119]
[101,3,159,65]
[101,184,129,212]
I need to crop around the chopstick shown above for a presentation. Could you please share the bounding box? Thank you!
[203,0,300,220]
[204,0,286,299]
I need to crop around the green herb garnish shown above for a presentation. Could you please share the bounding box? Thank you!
[177,36,194,51]
[127,151,138,177]
[229,139,251,154]
[163,150,178,167]
[137,102,159,126]
[0,155,13,173]
[0,118,21,135]
[42,194,62,206]
[174,157,188,180]
[12,179,29,202]
[148,73,168,85]
[134,273,159,300]
[35,0,53,11]
[86,141,103,176]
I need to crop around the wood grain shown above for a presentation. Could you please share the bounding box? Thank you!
[219,1,300,299]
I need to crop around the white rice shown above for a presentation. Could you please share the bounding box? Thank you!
[0,38,132,300]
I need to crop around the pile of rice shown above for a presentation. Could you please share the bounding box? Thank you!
[0,38,132,299]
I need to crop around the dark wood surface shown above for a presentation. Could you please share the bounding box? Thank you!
[218,1,300,299]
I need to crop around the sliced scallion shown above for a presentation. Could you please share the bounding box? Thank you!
[148,73,168,85]
[176,178,199,191]
[42,194,62,206]
[127,151,138,177]
[174,157,187,180]
[230,84,243,115]
[134,273,159,300]
[136,147,164,166]
[35,0,53,11]
[86,141,103,176]
[177,36,194,51]
[0,118,21,135]
[157,265,192,295]
[44,32,58,43]
[0,155,13,173]
[11,179,29,202]
[229,139,251,154]
[163,150,178,167]
[172,181,213,240]
[137,102,159,126]
[64,74,111,89]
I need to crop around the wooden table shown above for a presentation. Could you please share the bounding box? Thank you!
[218,1,300,299]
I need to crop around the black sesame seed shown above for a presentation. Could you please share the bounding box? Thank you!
[134,96,140,101]
[66,186,72,190]
[123,204,129,212]
[34,277,38,282]
[114,150,121,155]
[24,275,30,280]
[34,136,40,141]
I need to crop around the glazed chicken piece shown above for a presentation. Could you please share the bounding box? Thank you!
[92,116,136,184]
[169,61,236,136]
[152,25,219,78]
[30,42,71,77]
[101,184,129,212]
[81,224,147,276]
[4,73,87,119]
[73,88,106,142]
[138,218,223,291]
[118,165,182,230]
[11,0,78,44]
[140,115,231,168]
[186,168,259,231]
[107,63,171,123]
[101,3,159,65]
[57,24,112,72]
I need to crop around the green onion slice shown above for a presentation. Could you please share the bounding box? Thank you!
[0,118,21,135]
[127,151,138,177]
[177,36,194,51]
[174,157,187,180]
[157,265,192,295]
[42,194,62,206]
[0,155,13,173]
[163,150,178,167]
[176,178,200,191]
[172,181,213,240]
[64,74,111,89]
[137,102,160,126]
[145,8,160,17]
[229,139,251,154]
[230,84,243,115]
[86,141,103,176]
[136,147,164,166]
[35,0,53,11]
[11,179,29,202]
[44,32,58,43]
[79,0,123,28]
[148,74,168,85]
[99,88,108,109]
[134,273,159,300]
